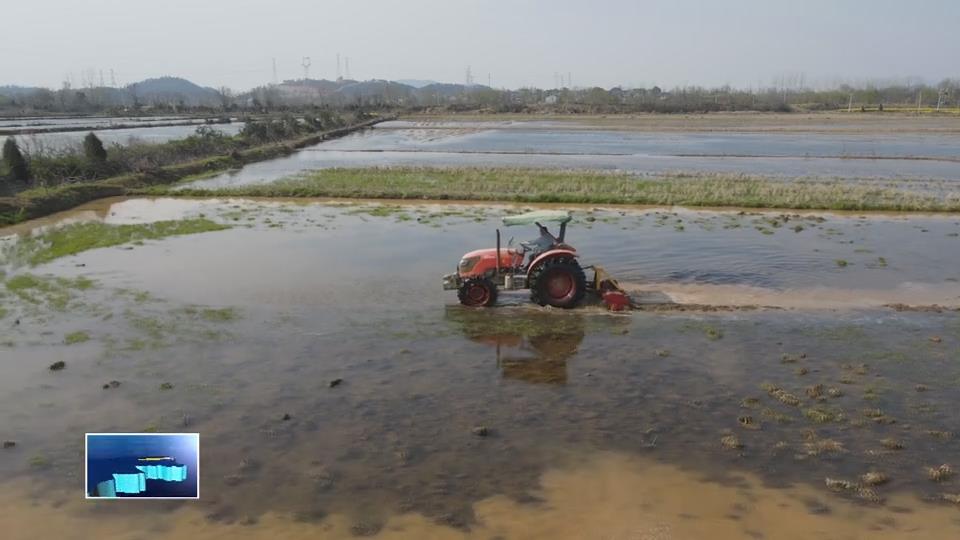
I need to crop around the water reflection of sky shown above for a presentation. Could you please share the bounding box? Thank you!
[183,122,960,189]
[14,123,243,153]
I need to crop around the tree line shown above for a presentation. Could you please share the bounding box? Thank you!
[0,111,351,195]
[3,80,958,115]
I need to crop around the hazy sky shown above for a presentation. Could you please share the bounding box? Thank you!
[3,0,958,91]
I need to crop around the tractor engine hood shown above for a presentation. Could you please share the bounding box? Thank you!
[458,248,524,277]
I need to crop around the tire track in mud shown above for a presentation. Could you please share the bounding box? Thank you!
[617,282,960,312]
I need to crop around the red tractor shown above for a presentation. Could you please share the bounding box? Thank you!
[443,210,631,309]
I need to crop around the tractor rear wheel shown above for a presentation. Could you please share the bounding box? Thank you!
[529,258,586,309]
[458,278,498,307]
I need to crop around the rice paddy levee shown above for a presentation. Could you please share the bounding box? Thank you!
[165,167,960,213]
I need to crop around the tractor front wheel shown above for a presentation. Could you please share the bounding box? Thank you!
[529,258,586,309]
[458,278,498,307]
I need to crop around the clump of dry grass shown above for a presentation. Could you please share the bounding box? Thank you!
[928,464,955,482]
[721,434,743,449]
[880,438,904,450]
[860,471,889,486]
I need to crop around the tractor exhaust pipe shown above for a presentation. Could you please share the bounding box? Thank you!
[496,229,501,277]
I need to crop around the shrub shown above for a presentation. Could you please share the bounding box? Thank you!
[83,132,107,163]
[3,137,30,182]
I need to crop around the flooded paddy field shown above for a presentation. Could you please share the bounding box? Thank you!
[0,115,216,131]
[1,197,960,538]
[182,117,960,190]
[13,122,244,153]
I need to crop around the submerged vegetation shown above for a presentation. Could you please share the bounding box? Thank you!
[167,167,960,212]
[4,273,94,311]
[2,218,229,266]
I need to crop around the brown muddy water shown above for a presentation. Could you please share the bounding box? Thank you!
[1,198,960,538]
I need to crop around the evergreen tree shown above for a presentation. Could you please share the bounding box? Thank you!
[2,137,29,182]
[83,132,107,163]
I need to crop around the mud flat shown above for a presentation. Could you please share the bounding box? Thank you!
[3,452,959,540]
[1,198,959,537]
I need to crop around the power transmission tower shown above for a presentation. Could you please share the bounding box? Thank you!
[302,56,312,80]
[336,53,341,80]
[110,69,116,87]
[272,58,278,85]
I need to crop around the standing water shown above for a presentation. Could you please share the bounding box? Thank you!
[1,198,959,538]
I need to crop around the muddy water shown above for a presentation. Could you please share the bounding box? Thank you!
[180,120,960,190]
[2,199,960,538]
[3,452,960,540]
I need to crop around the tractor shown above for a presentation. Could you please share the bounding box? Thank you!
[442,210,631,310]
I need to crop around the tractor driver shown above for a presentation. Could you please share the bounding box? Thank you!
[527,222,559,254]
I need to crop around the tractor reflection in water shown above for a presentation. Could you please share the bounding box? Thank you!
[444,307,588,385]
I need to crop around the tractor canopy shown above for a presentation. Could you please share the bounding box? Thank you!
[502,210,572,227]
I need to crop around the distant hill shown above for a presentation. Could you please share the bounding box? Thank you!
[416,83,492,99]
[2,76,493,110]
[395,79,439,89]
[0,85,45,98]
[127,77,222,107]
[335,80,415,101]
[1,77,223,109]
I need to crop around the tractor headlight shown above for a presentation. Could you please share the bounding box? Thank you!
[458,256,480,273]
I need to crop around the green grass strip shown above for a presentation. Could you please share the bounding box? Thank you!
[5,218,229,266]
[164,167,960,213]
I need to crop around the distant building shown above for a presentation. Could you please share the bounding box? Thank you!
[544,94,559,105]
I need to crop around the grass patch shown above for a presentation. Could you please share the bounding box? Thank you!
[28,455,50,469]
[4,218,230,266]
[63,331,90,345]
[4,273,93,310]
[804,406,844,424]
[162,167,960,212]
[180,306,240,322]
[201,307,239,322]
